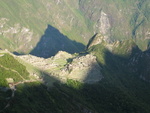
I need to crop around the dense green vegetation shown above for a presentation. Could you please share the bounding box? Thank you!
[2,75,150,113]
[2,82,92,113]
[85,40,150,112]
[0,54,29,79]
[0,89,11,111]
[1,40,150,113]
[0,53,29,86]
[0,67,22,87]
[0,0,150,112]
[0,53,30,111]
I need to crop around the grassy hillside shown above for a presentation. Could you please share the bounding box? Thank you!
[0,53,30,86]
[0,52,31,111]
[0,0,149,56]
[1,40,150,113]
[0,1,150,112]
[2,71,150,113]
[0,0,91,56]
[79,0,150,38]
[79,0,150,49]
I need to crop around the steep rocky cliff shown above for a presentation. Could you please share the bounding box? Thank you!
[0,0,150,56]
[1,36,150,113]
[0,0,90,56]
[79,0,150,40]
[1,1,150,112]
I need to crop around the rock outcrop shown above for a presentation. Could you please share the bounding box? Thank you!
[86,33,113,51]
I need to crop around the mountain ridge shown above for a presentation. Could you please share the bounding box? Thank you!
[1,35,150,112]
[0,0,150,56]
[1,0,150,112]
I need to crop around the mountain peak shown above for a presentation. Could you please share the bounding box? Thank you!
[87,33,112,49]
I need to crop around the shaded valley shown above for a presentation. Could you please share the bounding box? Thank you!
[30,25,85,58]
[0,0,150,113]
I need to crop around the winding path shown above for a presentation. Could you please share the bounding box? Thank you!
[0,64,37,112]
[0,64,25,80]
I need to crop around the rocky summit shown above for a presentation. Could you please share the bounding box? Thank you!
[0,0,150,55]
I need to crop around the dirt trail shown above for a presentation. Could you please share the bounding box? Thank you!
[0,64,37,112]
[0,64,25,80]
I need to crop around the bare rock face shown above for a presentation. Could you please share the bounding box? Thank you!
[0,18,36,52]
[87,33,112,50]
[87,33,104,49]
[96,11,111,39]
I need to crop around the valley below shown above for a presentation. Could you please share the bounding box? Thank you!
[0,0,150,113]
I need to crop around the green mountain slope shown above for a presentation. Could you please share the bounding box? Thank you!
[0,0,149,56]
[0,52,30,87]
[1,37,150,113]
[0,0,150,113]
[0,51,30,111]
[0,0,91,56]
[79,0,150,40]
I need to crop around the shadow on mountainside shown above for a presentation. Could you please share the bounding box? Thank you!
[30,25,85,58]
[2,47,150,113]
